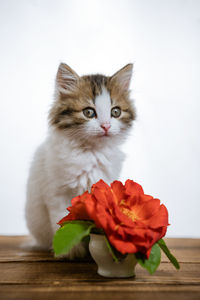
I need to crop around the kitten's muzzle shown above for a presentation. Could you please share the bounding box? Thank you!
[100,123,111,135]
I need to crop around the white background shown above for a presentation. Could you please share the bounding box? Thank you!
[0,0,199,237]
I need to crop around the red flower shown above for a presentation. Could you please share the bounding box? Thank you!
[59,180,169,258]
[58,191,91,224]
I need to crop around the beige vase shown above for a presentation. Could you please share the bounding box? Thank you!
[89,233,137,278]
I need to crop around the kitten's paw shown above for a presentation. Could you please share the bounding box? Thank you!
[59,242,90,261]
[20,236,51,251]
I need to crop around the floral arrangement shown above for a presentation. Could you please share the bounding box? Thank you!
[53,180,180,275]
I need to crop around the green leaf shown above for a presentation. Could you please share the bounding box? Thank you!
[53,220,95,256]
[104,235,119,263]
[157,239,180,270]
[135,243,161,274]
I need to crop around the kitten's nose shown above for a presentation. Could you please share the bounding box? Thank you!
[101,123,111,133]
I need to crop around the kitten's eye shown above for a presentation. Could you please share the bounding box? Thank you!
[83,107,96,119]
[111,107,121,118]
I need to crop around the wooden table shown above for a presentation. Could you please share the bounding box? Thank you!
[0,236,199,300]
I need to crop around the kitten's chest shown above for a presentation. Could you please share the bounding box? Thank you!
[57,149,112,192]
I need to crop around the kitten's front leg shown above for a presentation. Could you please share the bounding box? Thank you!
[47,194,89,260]
[47,195,68,234]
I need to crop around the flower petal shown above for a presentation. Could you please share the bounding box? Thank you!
[108,233,138,254]
[144,204,169,228]
[125,180,144,196]
[111,181,126,204]
[136,198,161,220]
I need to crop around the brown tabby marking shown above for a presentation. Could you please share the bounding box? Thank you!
[82,74,108,100]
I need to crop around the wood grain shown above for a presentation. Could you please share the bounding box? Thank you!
[0,236,200,300]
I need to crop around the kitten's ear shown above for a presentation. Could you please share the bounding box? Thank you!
[56,63,80,94]
[110,64,133,91]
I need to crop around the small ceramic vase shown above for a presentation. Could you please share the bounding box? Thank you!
[89,233,137,278]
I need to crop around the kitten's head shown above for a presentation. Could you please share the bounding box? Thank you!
[49,63,136,147]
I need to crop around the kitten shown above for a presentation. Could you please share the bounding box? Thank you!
[25,63,136,259]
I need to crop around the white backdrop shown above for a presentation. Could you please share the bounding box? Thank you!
[0,0,199,237]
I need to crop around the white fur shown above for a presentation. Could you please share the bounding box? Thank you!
[95,87,111,125]
[25,88,129,259]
